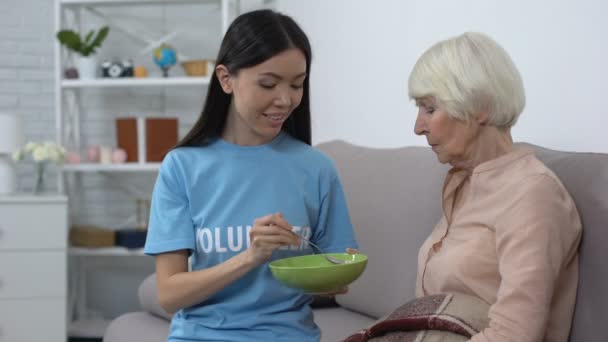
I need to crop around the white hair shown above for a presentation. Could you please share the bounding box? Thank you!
[408,32,525,128]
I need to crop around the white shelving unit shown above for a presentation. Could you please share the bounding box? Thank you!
[54,0,244,338]
[61,0,215,6]
[54,0,237,233]
[70,246,145,256]
[62,162,161,172]
[61,76,211,88]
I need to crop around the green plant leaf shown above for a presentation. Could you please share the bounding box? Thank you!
[56,30,83,54]
[84,30,94,44]
[86,26,110,56]
[58,26,108,57]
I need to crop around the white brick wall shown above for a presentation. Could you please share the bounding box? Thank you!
[1,0,58,196]
[0,1,55,138]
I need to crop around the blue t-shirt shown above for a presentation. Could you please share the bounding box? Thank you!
[144,132,358,342]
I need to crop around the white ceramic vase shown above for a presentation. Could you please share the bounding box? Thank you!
[77,55,98,79]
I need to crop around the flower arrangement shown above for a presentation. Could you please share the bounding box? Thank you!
[12,141,66,194]
[12,141,66,164]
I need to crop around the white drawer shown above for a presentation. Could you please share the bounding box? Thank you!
[0,251,66,299]
[0,297,66,342]
[0,202,67,250]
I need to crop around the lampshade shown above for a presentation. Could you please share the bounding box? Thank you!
[0,112,23,154]
[0,157,16,194]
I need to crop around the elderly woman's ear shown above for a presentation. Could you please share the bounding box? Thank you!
[473,112,489,126]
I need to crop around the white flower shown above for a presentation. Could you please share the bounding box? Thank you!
[48,146,65,163]
[12,150,24,162]
[32,145,50,162]
[13,141,66,165]
[24,142,38,153]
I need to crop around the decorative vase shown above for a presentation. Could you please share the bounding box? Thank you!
[33,162,46,194]
[87,145,100,162]
[77,55,98,79]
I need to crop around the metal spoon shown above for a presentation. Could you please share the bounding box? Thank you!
[298,236,352,265]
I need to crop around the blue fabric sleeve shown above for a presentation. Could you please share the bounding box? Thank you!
[312,167,358,254]
[144,152,196,255]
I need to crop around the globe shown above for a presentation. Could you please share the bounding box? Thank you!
[153,44,177,77]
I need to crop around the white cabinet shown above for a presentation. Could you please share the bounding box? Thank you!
[0,203,67,250]
[0,195,68,342]
[0,299,67,342]
[0,252,66,299]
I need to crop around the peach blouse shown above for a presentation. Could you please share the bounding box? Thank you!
[416,148,582,342]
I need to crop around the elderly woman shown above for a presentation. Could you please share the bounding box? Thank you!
[409,32,582,341]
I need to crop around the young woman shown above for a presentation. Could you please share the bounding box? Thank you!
[144,9,358,342]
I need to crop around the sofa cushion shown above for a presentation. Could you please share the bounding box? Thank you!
[138,273,172,321]
[316,141,448,318]
[313,307,377,342]
[102,312,169,342]
[525,143,608,341]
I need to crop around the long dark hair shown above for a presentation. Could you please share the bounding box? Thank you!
[175,9,312,148]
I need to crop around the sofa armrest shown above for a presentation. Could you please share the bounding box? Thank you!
[138,273,172,321]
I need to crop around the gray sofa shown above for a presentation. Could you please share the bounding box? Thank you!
[103,141,608,342]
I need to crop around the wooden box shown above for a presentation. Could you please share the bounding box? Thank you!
[146,118,178,162]
[69,225,115,247]
[116,117,178,162]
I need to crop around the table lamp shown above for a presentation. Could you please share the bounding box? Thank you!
[0,112,23,195]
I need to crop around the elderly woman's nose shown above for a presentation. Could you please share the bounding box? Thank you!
[414,113,427,135]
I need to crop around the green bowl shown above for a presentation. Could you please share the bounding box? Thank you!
[269,253,368,293]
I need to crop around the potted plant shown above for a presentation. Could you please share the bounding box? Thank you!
[57,26,110,79]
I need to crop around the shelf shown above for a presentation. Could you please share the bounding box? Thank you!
[70,246,146,256]
[61,76,211,88]
[62,163,161,172]
[0,194,68,203]
[61,0,215,6]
